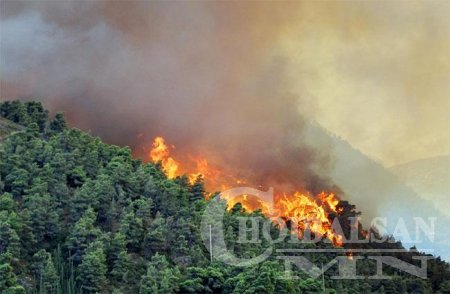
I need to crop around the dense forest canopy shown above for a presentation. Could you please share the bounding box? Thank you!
[0,100,449,294]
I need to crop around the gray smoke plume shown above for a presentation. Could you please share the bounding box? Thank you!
[0,1,335,193]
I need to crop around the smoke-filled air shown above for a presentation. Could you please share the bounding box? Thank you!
[1,0,450,260]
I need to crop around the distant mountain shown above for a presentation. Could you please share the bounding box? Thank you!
[390,155,450,218]
[304,122,450,261]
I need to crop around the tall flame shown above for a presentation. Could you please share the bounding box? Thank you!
[149,136,179,179]
[148,136,343,246]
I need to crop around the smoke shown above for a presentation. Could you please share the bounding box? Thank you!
[2,1,450,192]
[0,1,336,193]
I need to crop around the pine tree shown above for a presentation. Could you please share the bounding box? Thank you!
[0,253,26,294]
[105,232,126,267]
[189,175,205,202]
[143,212,167,257]
[77,243,107,294]
[23,191,60,246]
[130,198,153,229]
[0,221,20,256]
[111,251,132,285]
[4,168,29,199]
[0,100,29,125]
[119,211,144,252]
[32,249,59,293]
[66,208,101,263]
[41,254,59,294]
[139,253,180,294]
[25,101,48,132]
[110,250,145,292]
[49,112,66,133]
[70,180,97,222]
[171,235,191,268]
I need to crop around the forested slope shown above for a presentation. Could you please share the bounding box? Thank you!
[0,116,24,142]
[0,101,449,294]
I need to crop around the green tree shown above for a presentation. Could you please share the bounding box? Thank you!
[0,221,20,256]
[119,211,144,252]
[66,208,101,262]
[25,101,48,132]
[0,100,29,126]
[111,251,132,285]
[180,265,225,293]
[0,193,16,212]
[139,253,180,294]
[23,191,60,246]
[32,250,59,294]
[49,112,66,133]
[70,180,97,222]
[0,253,26,294]
[189,175,205,202]
[105,232,126,267]
[4,168,29,199]
[171,234,191,267]
[143,212,167,257]
[77,243,107,294]
[110,251,146,292]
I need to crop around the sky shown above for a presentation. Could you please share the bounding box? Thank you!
[278,1,450,166]
[1,1,449,167]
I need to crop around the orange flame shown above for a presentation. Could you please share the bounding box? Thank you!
[188,158,211,184]
[276,192,342,246]
[148,136,343,246]
[149,136,179,179]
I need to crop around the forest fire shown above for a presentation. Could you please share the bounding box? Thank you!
[148,136,244,189]
[148,136,343,246]
[149,136,179,179]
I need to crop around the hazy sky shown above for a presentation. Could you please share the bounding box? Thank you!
[274,1,450,166]
[1,1,450,167]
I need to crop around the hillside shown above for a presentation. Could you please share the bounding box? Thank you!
[1,101,449,294]
[304,122,450,262]
[0,116,24,142]
[390,156,450,219]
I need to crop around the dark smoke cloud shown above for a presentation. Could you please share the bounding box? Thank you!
[0,1,335,193]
